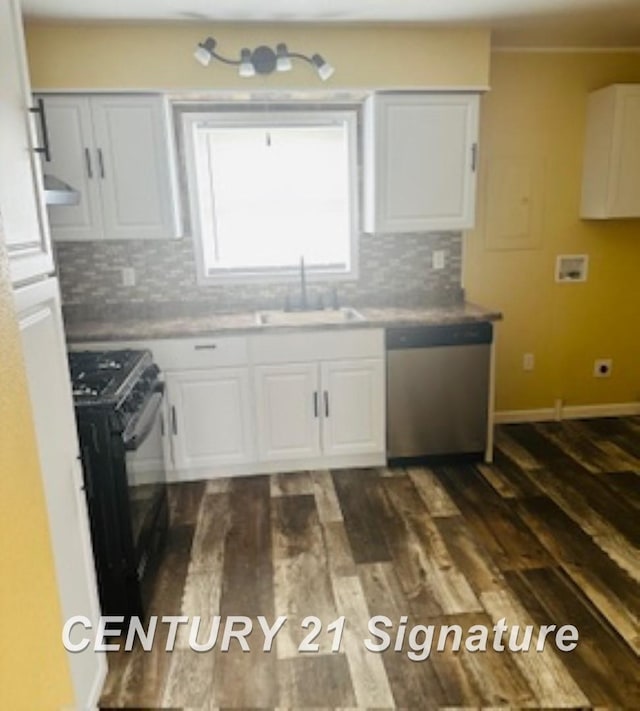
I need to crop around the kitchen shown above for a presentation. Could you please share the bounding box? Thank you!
[1,0,640,708]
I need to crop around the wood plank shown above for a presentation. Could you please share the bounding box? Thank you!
[310,469,344,523]
[494,428,541,470]
[381,477,483,615]
[531,422,609,473]
[331,468,393,564]
[219,475,273,618]
[357,562,447,708]
[210,618,280,708]
[168,480,206,526]
[516,496,640,654]
[321,521,357,579]
[479,448,542,499]
[480,588,590,707]
[278,654,356,708]
[446,612,538,707]
[330,575,395,707]
[505,567,640,707]
[599,471,640,512]
[270,470,314,497]
[188,493,231,573]
[433,464,554,571]
[271,494,338,659]
[406,465,461,516]
[434,515,506,596]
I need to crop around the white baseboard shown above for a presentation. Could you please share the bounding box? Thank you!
[495,402,640,424]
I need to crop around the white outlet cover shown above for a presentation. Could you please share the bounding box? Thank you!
[432,250,446,270]
[122,267,136,287]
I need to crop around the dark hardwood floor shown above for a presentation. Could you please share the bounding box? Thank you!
[100,418,640,709]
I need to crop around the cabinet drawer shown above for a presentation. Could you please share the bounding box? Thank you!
[72,336,249,370]
[149,337,248,370]
[249,329,384,364]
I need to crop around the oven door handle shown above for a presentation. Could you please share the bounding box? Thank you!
[122,388,164,451]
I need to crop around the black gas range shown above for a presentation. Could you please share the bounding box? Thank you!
[68,349,168,620]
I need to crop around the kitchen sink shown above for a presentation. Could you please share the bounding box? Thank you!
[255,306,366,327]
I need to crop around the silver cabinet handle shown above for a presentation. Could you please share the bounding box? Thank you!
[97,148,105,178]
[313,391,319,418]
[471,143,478,172]
[171,406,178,435]
[324,391,329,417]
[30,98,51,162]
[194,344,217,351]
[84,148,93,178]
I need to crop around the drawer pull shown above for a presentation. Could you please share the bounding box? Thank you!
[324,391,330,418]
[194,344,218,351]
[313,391,319,418]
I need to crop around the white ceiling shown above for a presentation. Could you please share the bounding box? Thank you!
[21,0,640,47]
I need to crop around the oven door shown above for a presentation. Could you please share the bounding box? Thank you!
[123,386,168,569]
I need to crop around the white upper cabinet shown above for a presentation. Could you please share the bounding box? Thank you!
[363,92,480,233]
[581,84,640,219]
[0,0,53,284]
[38,94,181,240]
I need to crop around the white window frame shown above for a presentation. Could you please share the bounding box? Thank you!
[182,109,360,285]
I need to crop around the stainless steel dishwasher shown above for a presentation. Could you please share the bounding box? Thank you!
[386,322,492,460]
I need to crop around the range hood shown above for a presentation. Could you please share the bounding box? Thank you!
[43,174,80,206]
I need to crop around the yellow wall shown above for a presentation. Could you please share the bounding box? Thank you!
[25,22,490,89]
[466,51,640,411]
[0,237,73,708]
[23,22,640,412]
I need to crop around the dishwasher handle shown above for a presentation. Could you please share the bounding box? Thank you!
[386,322,492,350]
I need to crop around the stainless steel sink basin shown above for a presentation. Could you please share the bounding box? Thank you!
[255,307,366,327]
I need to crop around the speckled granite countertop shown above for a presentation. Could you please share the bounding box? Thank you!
[65,302,501,343]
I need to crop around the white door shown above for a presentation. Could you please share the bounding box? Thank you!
[366,93,479,232]
[168,368,254,471]
[254,363,321,461]
[0,0,53,284]
[40,95,104,240]
[14,277,106,709]
[321,359,386,457]
[91,96,177,240]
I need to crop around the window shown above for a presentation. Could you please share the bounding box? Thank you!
[183,109,359,282]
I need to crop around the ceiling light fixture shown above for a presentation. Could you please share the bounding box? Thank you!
[194,36,335,81]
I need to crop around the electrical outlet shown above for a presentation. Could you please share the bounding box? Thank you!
[523,353,535,371]
[432,250,446,270]
[593,358,612,378]
[121,267,136,287]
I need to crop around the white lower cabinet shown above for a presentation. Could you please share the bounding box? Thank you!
[75,329,386,479]
[254,358,385,464]
[166,368,254,470]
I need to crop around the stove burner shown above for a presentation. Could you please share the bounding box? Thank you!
[68,349,152,404]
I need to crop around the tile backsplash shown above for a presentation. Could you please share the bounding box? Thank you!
[56,230,462,321]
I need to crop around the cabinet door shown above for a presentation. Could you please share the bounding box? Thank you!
[0,0,53,284]
[254,363,321,461]
[39,95,104,241]
[91,96,178,240]
[167,368,254,470]
[320,359,385,457]
[364,93,479,233]
[609,86,640,217]
[14,277,106,708]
